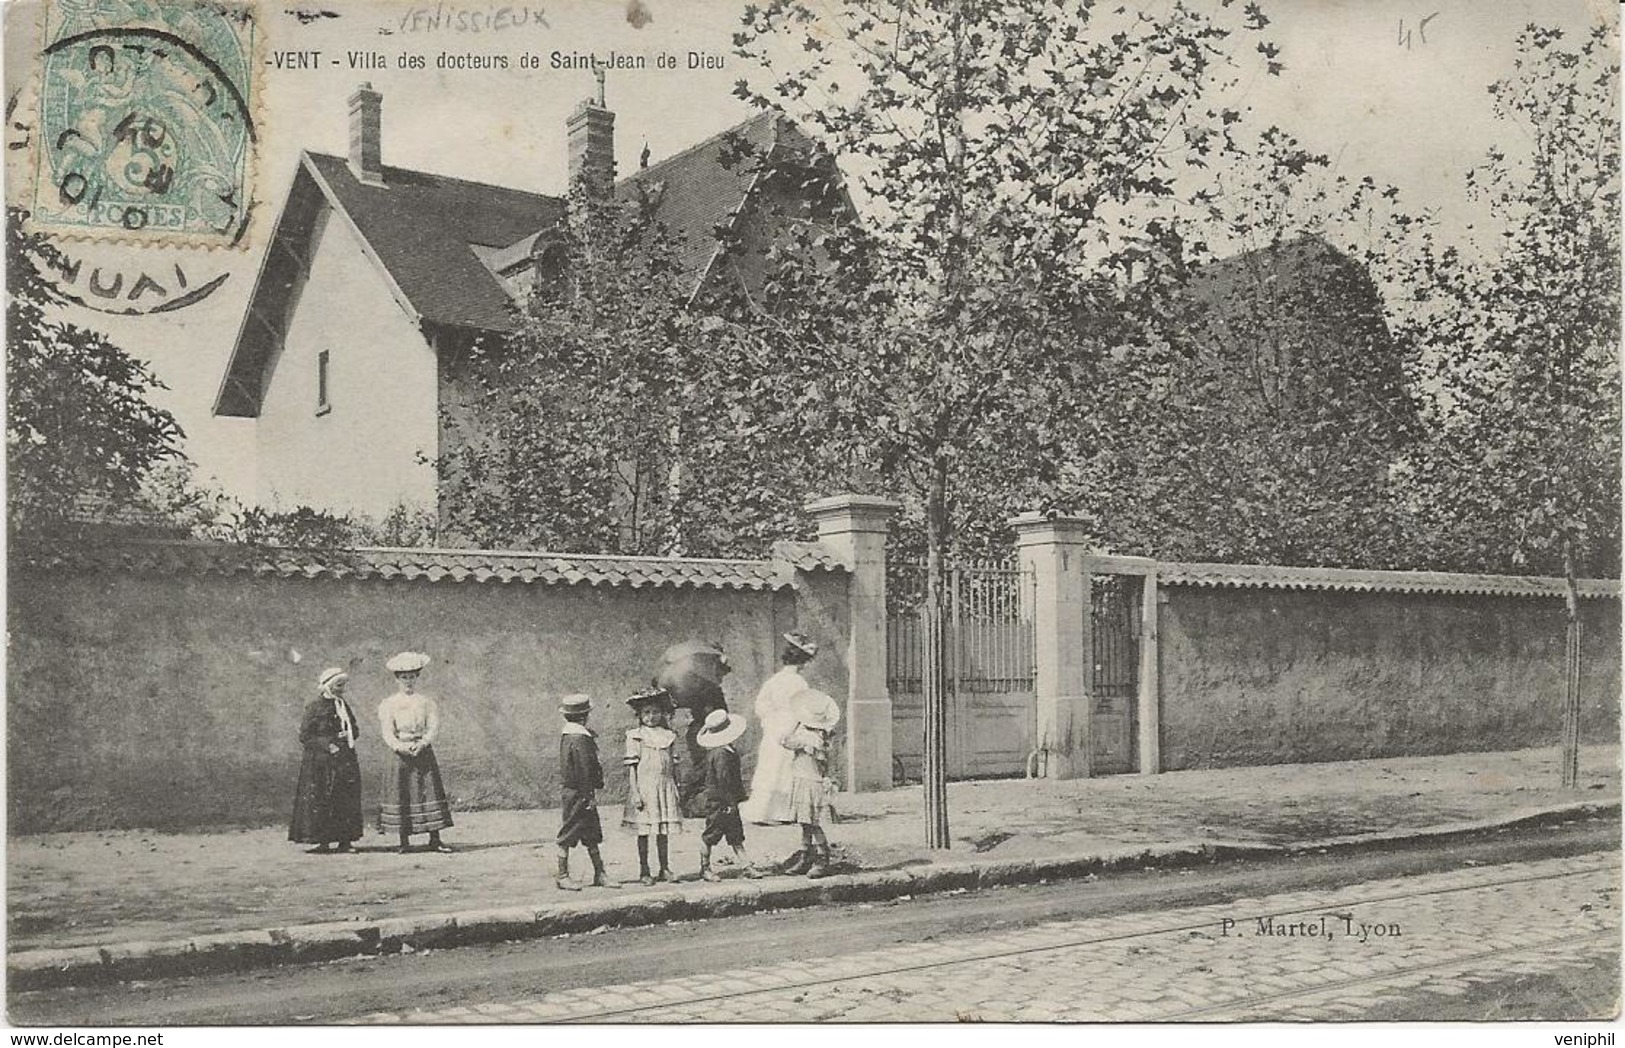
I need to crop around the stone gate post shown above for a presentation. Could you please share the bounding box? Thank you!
[1011,512,1094,779]
[805,494,899,792]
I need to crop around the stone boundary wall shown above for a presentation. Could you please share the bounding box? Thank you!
[1156,584,1622,770]
[1012,514,1622,780]
[6,539,855,832]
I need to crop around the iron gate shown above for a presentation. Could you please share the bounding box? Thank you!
[887,560,1036,781]
[1089,573,1141,774]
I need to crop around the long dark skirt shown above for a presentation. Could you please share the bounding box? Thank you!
[378,747,454,835]
[289,746,363,844]
[558,788,603,847]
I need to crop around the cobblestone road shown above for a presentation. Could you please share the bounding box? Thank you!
[352,854,1619,1023]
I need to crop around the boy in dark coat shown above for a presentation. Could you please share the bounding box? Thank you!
[556,694,619,891]
[695,708,764,881]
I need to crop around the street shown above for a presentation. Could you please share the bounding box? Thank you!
[9,819,1617,1025]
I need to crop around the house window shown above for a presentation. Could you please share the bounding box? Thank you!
[316,350,332,415]
[530,235,570,305]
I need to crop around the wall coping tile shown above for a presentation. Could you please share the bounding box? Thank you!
[11,538,851,592]
[1079,554,1620,601]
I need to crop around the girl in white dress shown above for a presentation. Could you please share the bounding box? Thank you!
[621,688,684,884]
[740,632,818,825]
[780,688,841,878]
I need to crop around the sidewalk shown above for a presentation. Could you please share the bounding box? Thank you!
[8,746,1619,985]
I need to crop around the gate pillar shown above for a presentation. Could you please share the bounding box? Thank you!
[806,494,900,792]
[1011,513,1094,779]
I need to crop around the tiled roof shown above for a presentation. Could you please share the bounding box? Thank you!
[217,113,788,417]
[214,154,565,415]
[1186,233,1349,305]
[304,152,564,333]
[614,110,779,292]
[771,540,850,574]
[16,541,793,591]
[1155,560,1620,600]
[481,111,782,297]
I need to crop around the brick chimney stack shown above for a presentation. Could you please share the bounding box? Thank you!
[348,83,383,185]
[566,71,615,197]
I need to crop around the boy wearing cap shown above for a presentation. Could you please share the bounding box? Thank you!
[696,709,764,881]
[557,695,619,891]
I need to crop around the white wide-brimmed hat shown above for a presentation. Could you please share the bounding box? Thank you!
[791,689,840,731]
[317,667,349,690]
[559,694,593,716]
[783,632,819,658]
[386,651,431,674]
[697,708,748,749]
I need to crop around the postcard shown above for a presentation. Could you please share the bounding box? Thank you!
[4,0,1619,1032]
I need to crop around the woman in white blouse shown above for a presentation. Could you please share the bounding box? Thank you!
[377,651,454,854]
[739,632,818,825]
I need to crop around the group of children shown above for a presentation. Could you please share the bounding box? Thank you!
[552,674,840,891]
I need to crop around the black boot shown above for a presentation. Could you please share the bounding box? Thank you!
[556,853,581,892]
[590,851,621,889]
[781,848,813,875]
[806,844,833,879]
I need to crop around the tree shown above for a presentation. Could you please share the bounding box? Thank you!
[137,459,240,539]
[139,459,439,547]
[1395,25,1619,785]
[435,179,819,558]
[729,0,1287,845]
[6,207,184,533]
[1067,131,1429,568]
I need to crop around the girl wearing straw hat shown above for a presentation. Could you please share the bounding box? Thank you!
[377,652,454,854]
[289,667,363,854]
[621,687,684,885]
[779,688,841,878]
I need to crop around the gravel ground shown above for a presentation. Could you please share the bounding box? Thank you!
[7,744,1617,952]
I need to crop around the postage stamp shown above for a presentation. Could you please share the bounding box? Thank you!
[30,0,258,248]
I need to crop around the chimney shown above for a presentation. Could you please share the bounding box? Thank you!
[566,72,615,197]
[348,83,383,185]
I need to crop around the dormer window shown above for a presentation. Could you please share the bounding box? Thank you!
[317,349,332,415]
[531,235,570,305]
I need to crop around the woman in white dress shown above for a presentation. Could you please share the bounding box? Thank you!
[377,651,454,854]
[739,632,818,825]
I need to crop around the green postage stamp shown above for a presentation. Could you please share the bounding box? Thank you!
[31,0,258,247]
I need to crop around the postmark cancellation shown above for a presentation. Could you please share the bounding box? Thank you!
[30,0,259,249]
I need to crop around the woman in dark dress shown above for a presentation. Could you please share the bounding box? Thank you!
[290,667,363,853]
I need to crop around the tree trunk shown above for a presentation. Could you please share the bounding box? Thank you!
[919,0,970,851]
[665,413,684,556]
[1560,538,1583,789]
[922,457,952,849]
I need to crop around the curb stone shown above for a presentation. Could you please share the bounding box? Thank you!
[1281,801,1617,855]
[8,800,1616,991]
[280,921,380,963]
